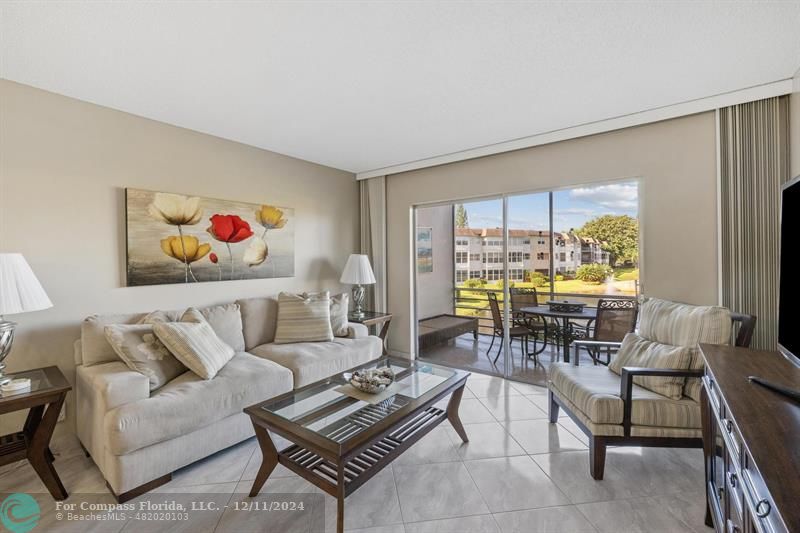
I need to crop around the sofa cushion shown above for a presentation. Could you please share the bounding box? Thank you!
[273,291,334,344]
[329,293,350,337]
[609,333,694,400]
[104,352,293,455]
[197,303,246,352]
[549,363,700,428]
[153,321,235,379]
[250,336,383,388]
[237,296,279,350]
[639,298,732,347]
[82,312,171,366]
[104,324,187,391]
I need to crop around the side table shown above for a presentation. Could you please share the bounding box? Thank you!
[0,366,71,500]
[348,311,392,354]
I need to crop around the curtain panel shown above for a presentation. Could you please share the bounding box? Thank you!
[719,95,790,350]
[360,176,387,312]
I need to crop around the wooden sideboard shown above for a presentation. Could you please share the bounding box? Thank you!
[700,344,800,533]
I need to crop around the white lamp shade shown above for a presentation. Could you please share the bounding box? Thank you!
[340,254,376,285]
[0,253,53,315]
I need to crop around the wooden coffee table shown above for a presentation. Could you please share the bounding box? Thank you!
[244,356,469,533]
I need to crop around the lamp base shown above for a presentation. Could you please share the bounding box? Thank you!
[0,320,17,386]
[351,285,366,317]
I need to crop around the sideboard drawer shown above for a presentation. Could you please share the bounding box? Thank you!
[742,466,783,533]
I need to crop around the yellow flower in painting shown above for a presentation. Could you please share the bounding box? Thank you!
[255,205,287,230]
[243,238,268,266]
[149,193,203,225]
[160,235,211,263]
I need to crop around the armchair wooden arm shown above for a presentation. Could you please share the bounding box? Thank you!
[619,367,705,435]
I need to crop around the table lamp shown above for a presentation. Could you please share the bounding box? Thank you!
[0,254,53,385]
[340,254,376,318]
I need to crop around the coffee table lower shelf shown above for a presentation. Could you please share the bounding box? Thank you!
[247,382,469,533]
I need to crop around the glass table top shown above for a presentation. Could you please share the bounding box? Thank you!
[0,369,52,398]
[260,357,460,443]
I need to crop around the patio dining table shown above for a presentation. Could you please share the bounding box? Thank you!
[520,305,597,363]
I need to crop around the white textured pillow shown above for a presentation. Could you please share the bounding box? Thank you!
[329,293,350,337]
[274,291,334,344]
[104,324,187,391]
[153,321,235,379]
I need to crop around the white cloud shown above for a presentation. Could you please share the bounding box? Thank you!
[568,183,638,211]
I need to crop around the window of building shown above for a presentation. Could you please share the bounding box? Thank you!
[469,270,482,279]
[456,238,469,246]
[455,251,468,263]
[456,270,468,283]
[508,251,523,262]
[483,251,502,263]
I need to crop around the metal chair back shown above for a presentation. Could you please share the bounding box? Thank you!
[594,299,638,342]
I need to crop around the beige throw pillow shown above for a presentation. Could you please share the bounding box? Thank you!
[329,293,350,337]
[273,291,334,344]
[609,333,694,400]
[153,321,235,379]
[104,324,187,391]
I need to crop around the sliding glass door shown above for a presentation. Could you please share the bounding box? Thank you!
[414,180,640,386]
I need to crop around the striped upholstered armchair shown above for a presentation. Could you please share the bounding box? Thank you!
[547,298,756,480]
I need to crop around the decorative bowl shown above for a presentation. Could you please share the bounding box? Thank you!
[347,367,395,394]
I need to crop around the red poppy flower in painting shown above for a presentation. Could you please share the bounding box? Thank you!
[207,214,254,243]
[207,214,253,280]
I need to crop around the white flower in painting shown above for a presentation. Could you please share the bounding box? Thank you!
[148,192,203,226]
[243,238,268,267]
[138,333,172,361]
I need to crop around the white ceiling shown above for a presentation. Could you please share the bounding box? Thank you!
[2,1,799,175]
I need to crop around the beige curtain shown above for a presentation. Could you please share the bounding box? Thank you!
[360,176,387,312]
[719,95,790,350]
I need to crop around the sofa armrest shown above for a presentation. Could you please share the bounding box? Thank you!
[619,367,705,435]
[78,362,150,411]
[347,322,369,339]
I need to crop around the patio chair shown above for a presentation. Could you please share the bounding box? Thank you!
[509,287,549,366]
[486,292,530,366]
[547,297,756,480]
[572,298,638,365]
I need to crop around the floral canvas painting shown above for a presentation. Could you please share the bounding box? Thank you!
[126,188,294,286]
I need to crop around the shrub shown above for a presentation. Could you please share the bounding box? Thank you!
[554,274,564,282]
[576,263,613,283]
[526,271,548,287]
[463,278,486,288]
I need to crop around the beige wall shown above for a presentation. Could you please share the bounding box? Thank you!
[0,80,358,433]
[416,204,454,319]
[386,112,718,356]
[791,68,800,177]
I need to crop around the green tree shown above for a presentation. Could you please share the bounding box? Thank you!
[576,215,639,266]
[455,204,469,228]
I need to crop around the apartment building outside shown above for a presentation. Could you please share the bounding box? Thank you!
[454,228,609,283]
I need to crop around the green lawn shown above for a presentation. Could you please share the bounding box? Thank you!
[456,268,639,302]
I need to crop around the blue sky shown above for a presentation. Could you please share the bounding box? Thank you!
[460,182,638,232]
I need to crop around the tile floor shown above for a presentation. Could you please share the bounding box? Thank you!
[0,372,708,532]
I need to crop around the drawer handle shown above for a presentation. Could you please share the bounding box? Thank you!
[755,499,771,518]
[727,471,737,488]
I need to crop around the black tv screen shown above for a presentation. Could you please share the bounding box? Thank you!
[779,176,800,365]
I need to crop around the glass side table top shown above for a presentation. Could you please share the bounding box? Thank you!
[259,357,461,443]
[0,368,53,398]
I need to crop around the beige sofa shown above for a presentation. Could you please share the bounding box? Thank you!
[74,295,383,501]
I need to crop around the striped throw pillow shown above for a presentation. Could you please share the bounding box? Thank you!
[274,292,334,344]
[153,321,235,379]
[609,333,694,400]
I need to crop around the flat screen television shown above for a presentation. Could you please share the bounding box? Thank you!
[778,174,800,366]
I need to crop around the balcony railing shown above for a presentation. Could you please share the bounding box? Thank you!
[453,286,637,335]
